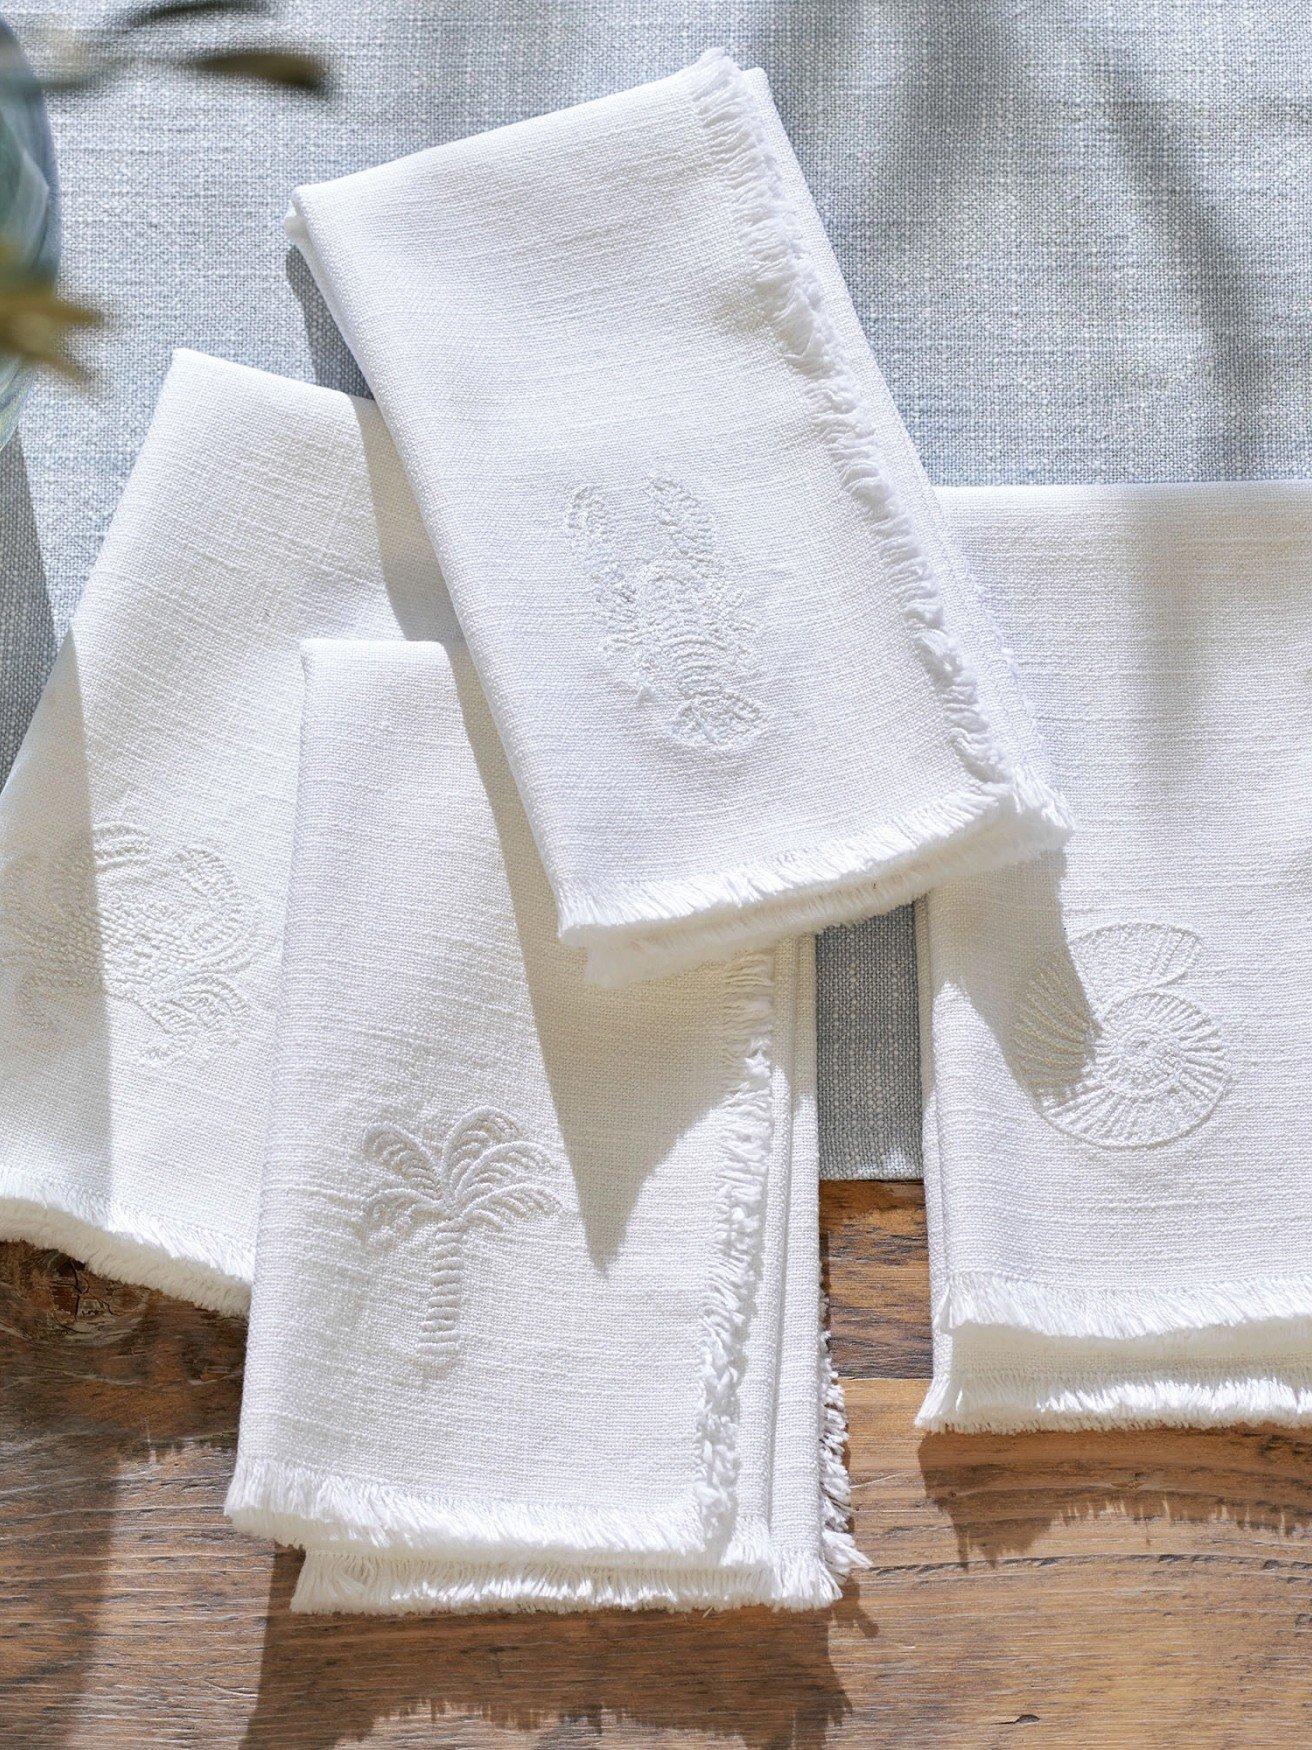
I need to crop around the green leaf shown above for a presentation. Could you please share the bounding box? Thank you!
[0,280,105,381]
[182,45,328,93]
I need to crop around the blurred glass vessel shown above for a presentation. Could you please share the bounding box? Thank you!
[0,17,58,450]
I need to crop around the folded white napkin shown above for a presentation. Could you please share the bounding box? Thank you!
[226,639,864,1612]
[0,350,450,1311]
[919,482,1312,1431]
[288,50,1069,987]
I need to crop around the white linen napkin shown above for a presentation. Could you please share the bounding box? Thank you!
[226,639,864,1612]
[0,349,450,1311]
[287,50,1069,987]
[919,481,1312,1431]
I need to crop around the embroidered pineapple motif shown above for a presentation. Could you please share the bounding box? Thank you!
[356,1108,563,1371]
[1013,922,1229,1149]
[565,475,766,749]
[0,824,258,1066]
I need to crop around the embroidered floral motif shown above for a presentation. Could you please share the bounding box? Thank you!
[1013,922,1229,1149]
[0,824,258,1066]
[356,1108,563,1371]
[565,475,766,749]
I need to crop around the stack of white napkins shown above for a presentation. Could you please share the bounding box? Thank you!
[919,483,1312,1431]
[0,52,1081,1618]
[0,345,870,1609]
[14,48,1301,1622]
[228,640,861,1612]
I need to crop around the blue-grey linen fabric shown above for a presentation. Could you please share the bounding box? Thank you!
[3,2,1309,1178]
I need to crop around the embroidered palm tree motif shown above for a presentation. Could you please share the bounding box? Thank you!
[565,475,766,749]
[356,1108,563,1371]
[0,824,257,1067]
[1013,922,1229,1149]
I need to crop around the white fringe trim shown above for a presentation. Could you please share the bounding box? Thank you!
[690,950,777,1547]
[281,1339,866,1615]
[290,1543,845,1616]
[279,1317,868,1616]
[917,1368,1312,1434]
[567,762,1069,986]
[818,1293,870,1581]
[225,1451,734,1564]
[943,1269,1312,1343]
[0,1177,250,1315]
[686,51,1010,785]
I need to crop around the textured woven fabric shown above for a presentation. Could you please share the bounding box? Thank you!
[288,54,1067,986]
[919,482,1312,1431]
[227,639,864,1613]
[0,351,449,1309]
[5,1,1309,1165]
[816,909,922,1180]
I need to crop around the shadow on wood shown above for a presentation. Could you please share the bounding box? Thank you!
[917,1423,1312,1565]
[240,1551,862,1749]
[0,1243,244,1731]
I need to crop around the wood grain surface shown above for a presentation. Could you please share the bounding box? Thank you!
[4,1182,1312,1747]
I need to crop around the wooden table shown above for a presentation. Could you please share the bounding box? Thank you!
[4,1181,1310,1746]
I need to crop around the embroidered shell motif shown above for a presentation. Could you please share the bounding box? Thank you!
[1013,923,1229,1149]
[356,1108,563,1372]
[565,475,766,750]
[0,824,257,1066]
